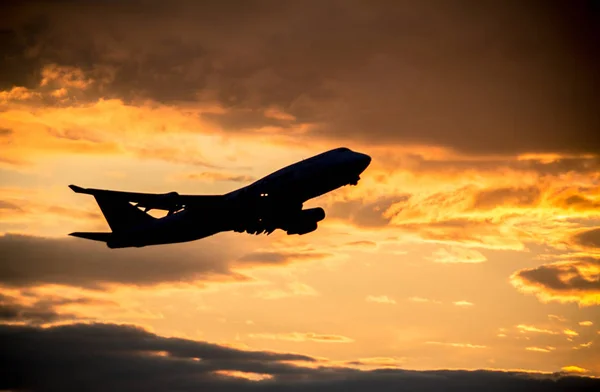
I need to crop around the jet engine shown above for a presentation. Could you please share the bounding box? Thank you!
[284,207,325,235]
[135,191,183,214]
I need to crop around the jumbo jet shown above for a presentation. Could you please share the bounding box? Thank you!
[69,147,371,248]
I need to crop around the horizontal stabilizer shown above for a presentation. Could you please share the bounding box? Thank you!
[69,232,112,242]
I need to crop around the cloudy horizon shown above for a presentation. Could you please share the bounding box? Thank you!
[1,0,599,390]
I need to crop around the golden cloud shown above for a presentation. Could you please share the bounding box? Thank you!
[561,365,589,374]
[365,295,396,305]
[254,282,319,300]
[453,301,474,307]
[516,325,559,335]
[248,332,354,343]
[525,347,555,353]
[408,297,442,305]
[425,341,487,349]
[510,259,600,306]
[427,247,487,264]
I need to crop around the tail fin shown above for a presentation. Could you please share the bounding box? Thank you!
[94,194,156,232]
[69,232,112,242]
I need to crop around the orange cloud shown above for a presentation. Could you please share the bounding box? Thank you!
[427,247,487,263]
[563,329,579,337]
[213,370,273,381]
[425,341,487,349]
[510,259,600,306]
[173,171,256,183]
[365,295,396,305]
[408,297,442,304]
[453,301,474,307]
[40,64,96,90]
[248,332,354,343]
[526,347,555,353]
[254,282,319,300]
[561,365,589,374]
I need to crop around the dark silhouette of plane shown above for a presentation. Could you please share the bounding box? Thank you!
[69,147,371,248]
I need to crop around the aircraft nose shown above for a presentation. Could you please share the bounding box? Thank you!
[355,152,372,172]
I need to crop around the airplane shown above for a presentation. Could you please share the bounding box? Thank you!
[68,147,372,248]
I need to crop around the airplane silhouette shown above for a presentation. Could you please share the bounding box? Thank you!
[69,147,372,248]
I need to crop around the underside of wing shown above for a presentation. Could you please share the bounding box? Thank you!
[69,185,224,212]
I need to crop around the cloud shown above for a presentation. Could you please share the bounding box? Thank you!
[563,329,579,337]
[176,171,256,183]
[571,228,600,249]
[526,347,556,353]
[344,240,377,248]
[237,251,333,266]
[561,366,589,374]
[516,325,558,335]
[2,322,599,392]
[248,332,354,343]
[574,342,593,350]
[510,258,600,306]
[0,233,320,289]
[4,0,599,154]
[327,196,409,228]
[470,186,542,210]
[254,282,319,300]
[408,297,442,305]
[344,357,407,369]
[0,293,79,325]
[453,301,474,307]
[425,341,487,349]
[428,247,487,264]
[201,109,295,131]
[365,295,396,305]
[579,321,593,327]
[548,315,567,322]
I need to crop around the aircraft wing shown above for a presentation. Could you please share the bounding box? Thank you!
[69,185,223,212]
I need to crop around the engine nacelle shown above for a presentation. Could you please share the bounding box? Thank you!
[136,191,182,212]
[286,220,318,235]
[285,207,325,235]
[299,207,325,222]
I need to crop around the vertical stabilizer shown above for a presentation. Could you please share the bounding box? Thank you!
[94,195,156,232]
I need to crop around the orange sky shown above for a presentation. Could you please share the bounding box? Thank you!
[1,1,599,389]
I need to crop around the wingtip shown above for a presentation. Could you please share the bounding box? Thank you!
[69,184,85,193]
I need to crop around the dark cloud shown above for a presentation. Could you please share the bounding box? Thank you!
[0,293,75,325]
[572,228,600,249]
[0,128,13,136]
[2,322,599,392]
[181,171,257,183]
[376,154,600,177]
[201,110,295,131]
[328,196,409,228]
[471,186,541,210]
[558,195,600,210]
[514,260,600,293]
[0,233,259,289]
[0,200,22,211]
[238,251,332,265]
[0,293,113,325]
[345,240,377,247]
[2,0,599,154]
[511,257,600,305]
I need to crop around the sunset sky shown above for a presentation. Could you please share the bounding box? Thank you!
[1,1,599,390]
